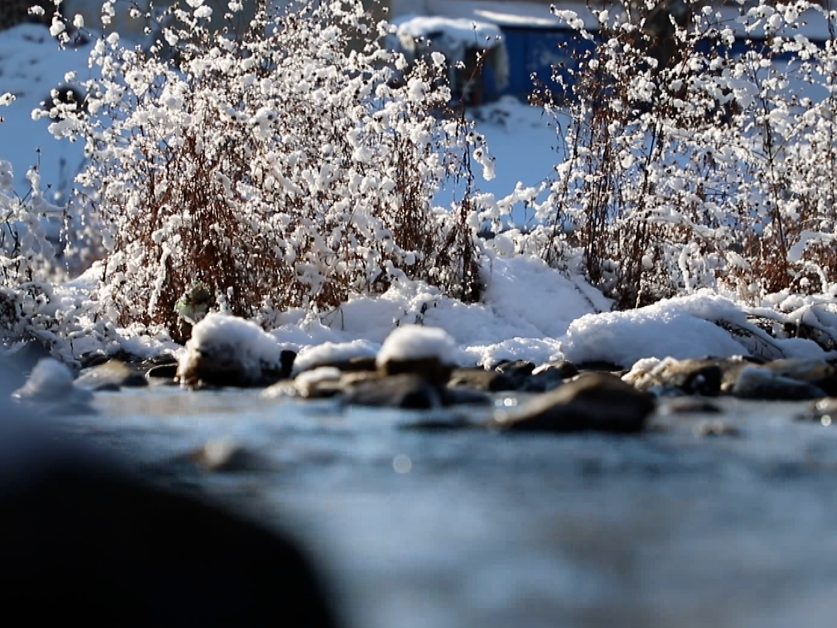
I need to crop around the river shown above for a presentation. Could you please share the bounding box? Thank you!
[51,388,837,628]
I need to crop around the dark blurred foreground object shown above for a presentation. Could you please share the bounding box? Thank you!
[0,425,339,628]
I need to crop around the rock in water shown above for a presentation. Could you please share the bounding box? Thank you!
[376,325,457,385]
[521,360,579,393]
[12,358,93,410]
[624,357,726,396]
[492,373,655,433]
[732,366,827,401]
[494,360,536,379]
[0,431,339,628]
[624,356,752,395]
[342,374,442,409]
[75,359,148,391]
[447,367,515,392]
[146,362,179,382]
[176,313,288,388]
[763,358,837,396]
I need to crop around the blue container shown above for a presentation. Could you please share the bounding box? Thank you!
[500,26,598,100]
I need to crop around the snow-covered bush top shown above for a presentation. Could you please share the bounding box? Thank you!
[5,0,833,365]
[46,0,487,339]
[505,0,837,307]
[0,91,67,346]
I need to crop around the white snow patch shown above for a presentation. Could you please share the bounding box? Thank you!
[186,313,284,368]
[467,336,563,369]
[293,340,379,374]
[395,16,503,50]
[12,357,91,404]
[293,366,342,396]
[560,295,752,367]
[482,254,609,338]
[395,0,600,30]
[377,325,458,365]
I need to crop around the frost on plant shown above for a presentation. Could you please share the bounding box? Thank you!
[0,95,66,345]
[530,0,837,307]
[52,0,483,338]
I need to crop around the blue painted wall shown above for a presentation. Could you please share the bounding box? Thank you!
[501,27,596,100]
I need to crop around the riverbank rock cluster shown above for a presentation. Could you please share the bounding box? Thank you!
[5,314,837,436]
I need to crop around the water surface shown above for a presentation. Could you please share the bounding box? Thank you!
[57,389,837,628]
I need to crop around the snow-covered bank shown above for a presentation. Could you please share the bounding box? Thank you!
[151,253,834,375]
[2,4,837,376]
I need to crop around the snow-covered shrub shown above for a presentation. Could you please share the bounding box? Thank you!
[531,0,837,308]
[0,95,66,344]
[49,0,483,339]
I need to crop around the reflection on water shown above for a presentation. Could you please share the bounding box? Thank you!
[58,390,837,628]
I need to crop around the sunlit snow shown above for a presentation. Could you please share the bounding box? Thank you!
[1,10,835,372]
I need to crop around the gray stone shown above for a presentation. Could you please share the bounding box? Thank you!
[176,344,291,389]
[79,351,112,369]
[518,368,566,393]
[492,372,655,434]
[146,353,179,366]
[0,431,339,628]
[531,360,579,379]
[342,374,441,410]
[262,367,353,400]
[299,355,377,374]
[377,356,452,386]
[12,358,93,409]
[294,367,346,399]
[145,363,178,381]
[177,343,253,388]
[440,387,493,406]
[815,397,837,415]
[75,360,148,392]
[659,359,723,396]
[398,415,479,432]
[763,358,837,396]
[797,397,837,424]
[448,367,515,392]
[494,359,535,375]
[732,366,827,401]
[636,358,724,396]
[626,357,751,395]
[664,399,723,415]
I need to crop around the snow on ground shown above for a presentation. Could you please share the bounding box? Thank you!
[0,24,92,202]
[2,19,836,374]
[464,97,559,226]
[264,265,835,371]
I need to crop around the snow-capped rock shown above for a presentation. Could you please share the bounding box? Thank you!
[176,313,294,388]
